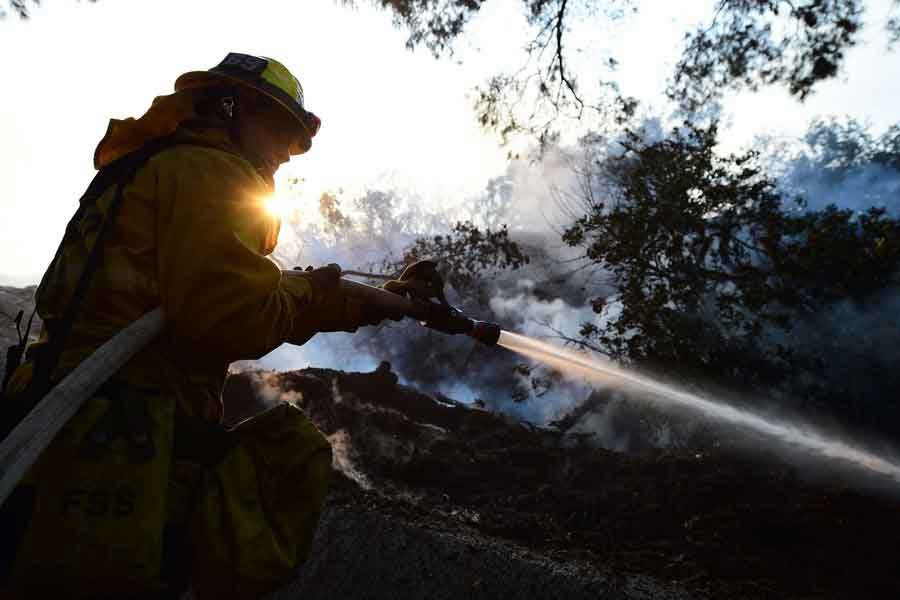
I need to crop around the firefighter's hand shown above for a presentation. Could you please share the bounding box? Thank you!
[293,264,402,333]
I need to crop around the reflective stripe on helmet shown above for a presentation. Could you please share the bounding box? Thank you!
[260,58,304,107]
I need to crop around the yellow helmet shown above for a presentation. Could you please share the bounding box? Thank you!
[175,52,321,154]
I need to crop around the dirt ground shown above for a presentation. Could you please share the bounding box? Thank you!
[273,500,695,600]
[224,366,900,600]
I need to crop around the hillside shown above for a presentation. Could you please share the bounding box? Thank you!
[223,366,900,600]
[3,283,899,598]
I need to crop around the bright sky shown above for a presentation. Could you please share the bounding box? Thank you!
[2,0,898,285]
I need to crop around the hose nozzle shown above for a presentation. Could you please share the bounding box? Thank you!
[325,274,502,346]
[469,320,501,346]
[417,308,500,346]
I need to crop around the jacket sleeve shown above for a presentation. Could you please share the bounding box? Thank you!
[151,146,316,362]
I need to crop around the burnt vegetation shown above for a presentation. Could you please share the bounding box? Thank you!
[224,366,900,599]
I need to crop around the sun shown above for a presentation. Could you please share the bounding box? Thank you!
[263,191,296,219]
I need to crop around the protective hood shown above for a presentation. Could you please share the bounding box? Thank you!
[93,89,199,169]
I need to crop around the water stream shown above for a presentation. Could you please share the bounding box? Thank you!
[498,330,900,484]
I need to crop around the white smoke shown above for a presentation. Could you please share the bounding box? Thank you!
[253,116,899,456]
[260,332,382,374]
[489,279,596,339]
[245,370,304,407]
[328,429,373,490]
[494,116,900,451]
[256,142,603,424]
[240,370,377,490]
[785,161,900,215]
[566,394,632,453]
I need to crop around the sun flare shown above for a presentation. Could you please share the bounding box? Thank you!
[263,192,296,219]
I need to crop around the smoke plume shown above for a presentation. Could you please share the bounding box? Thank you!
[251,116,899,456]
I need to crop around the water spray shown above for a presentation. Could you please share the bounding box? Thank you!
[289,261,900,486]
[497,331,900,484]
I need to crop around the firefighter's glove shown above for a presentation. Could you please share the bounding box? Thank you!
[381,260,447,305]
[293,264,403,333]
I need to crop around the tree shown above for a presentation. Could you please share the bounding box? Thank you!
[374,0,488,55]
[1,0,32,19]
[399,221,530,294]
[889,0,900,46]
[372,0,637,150]
[771,117,900,214]
[561,122,900,390]
[372,0,890,147]
[671,0,864,111]
[797,117,900,174]
[9,1,891,146]
[1,0,96,19]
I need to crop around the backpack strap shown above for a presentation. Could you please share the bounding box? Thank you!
[0,137,178,438]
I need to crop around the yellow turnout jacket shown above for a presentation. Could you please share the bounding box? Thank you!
[14,121,316,421]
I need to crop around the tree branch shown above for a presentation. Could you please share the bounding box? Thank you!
[553,0,584,114]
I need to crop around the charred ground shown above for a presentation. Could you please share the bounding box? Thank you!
[224,365,900,600]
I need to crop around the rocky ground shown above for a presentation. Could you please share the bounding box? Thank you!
[223,366,900,600]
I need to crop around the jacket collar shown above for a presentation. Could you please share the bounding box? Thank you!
[174,118,276,189]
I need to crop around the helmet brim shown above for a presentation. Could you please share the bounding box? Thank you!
[175,70,313,155]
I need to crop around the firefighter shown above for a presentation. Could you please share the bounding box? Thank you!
[0,52,387,598]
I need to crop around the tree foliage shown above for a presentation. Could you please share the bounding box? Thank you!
[471,0,636,151]
[8,0,892,147]
[671,0,864,111]
[371,0,891,146]
[374,0,488,55]
[562,122,900,387]
[798,117,900,174]
[364,0,635,150]
[889,0,900,46]
[771,117,900,215]
[1,0,33,18]
[1,0,96,19]
[400,221,530,292]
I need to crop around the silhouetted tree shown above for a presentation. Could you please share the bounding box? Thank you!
[562,122,900,389]
[671,0,864,111]
[796,117,900,175]
[400,221,530,292]
[370,0,891,146]
[889,0,900,45]
[1,0,32,19]
[1,0,96,19]
[9,1,891,147]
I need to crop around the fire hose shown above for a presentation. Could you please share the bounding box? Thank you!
[0,267,500,505]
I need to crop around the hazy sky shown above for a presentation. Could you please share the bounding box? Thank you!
[2,0,898,285]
